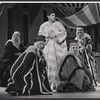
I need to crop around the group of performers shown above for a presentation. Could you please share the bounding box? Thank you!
[0,10,98,96]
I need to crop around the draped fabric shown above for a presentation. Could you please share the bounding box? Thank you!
[0,41,24,87]
[5,51,52,95]
[75,32,97,84]
[56,3,100,29]
[57,53,95,92]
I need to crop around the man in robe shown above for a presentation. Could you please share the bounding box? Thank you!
[75,26,98,85]
[38,9,67,90]
[5,35,52,96]
[57,40,95,92]
[0,31,24,87]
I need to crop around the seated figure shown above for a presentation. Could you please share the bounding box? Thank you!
[0,31,25,87]
[75,26,98,85]
[5,35,52,96]
[57,40,95,92]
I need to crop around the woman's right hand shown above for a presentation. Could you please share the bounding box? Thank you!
[48,29,56,39]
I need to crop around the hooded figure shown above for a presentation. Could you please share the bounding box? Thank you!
[5,35,52,96]
[57,40,95,92]
[75,26,98,86]
[0,31,24,87]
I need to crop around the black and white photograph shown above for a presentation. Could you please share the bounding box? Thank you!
[0,2,100,99]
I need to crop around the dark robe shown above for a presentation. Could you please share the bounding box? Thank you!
[5,50,52,95]
[0,41,24,87]
[78,36,97,85]
[57,53,95,92]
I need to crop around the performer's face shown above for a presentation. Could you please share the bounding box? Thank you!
[12,35,20,42]
[37,41,45,50]
[48,13,56,22]
[70,45,79,55]
[76,28,84,39]
[77,32,84,39]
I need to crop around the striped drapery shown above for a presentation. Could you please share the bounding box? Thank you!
[56,3,100,29]
[0,3,7,17]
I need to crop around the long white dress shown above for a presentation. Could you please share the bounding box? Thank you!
[38,21,67,88]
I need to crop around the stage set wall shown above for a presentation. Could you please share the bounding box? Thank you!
[0,3,100,60]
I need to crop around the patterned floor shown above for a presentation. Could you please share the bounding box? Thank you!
[0,86,100,99]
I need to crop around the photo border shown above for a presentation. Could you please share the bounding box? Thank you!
[0,1,100,100]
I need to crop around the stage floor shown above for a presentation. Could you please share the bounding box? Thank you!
[0,86,100,99]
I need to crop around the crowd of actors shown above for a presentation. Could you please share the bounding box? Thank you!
[0,10,98,96]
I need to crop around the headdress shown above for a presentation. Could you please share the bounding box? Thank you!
[69,40,79,48]
[47,9,55,16]
[12,31,20,38]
